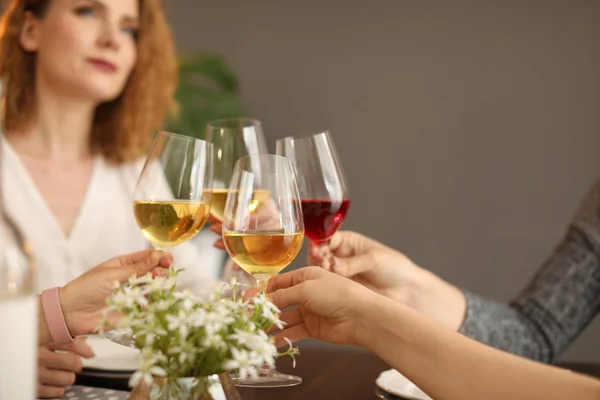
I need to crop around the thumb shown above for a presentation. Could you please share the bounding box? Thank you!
[309,231,369,263]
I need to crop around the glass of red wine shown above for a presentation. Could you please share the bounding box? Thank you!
[275,131,349,268]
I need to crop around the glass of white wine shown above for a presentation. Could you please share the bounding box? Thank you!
[222,154,304,388]
[205,118,268,222]
[133,131,213,253]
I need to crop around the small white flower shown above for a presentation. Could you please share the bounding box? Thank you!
[166,311,183,331]
[223,348,263,379]
[151,299,172,312]
[283,337,298,368]
[148,276,167,291]
[188,308,206,327]
[144,333,155,347]
[129,370,151,388]
[122,286,148,307]
[128,357,166,388]
[181,298,195,311]
[202,333,226,350]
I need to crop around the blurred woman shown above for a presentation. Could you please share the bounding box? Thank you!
[0,0,222,397]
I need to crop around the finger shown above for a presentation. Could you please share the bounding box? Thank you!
[327,231,347,253]
[325,231,376,258]
[104,249,154,268]
[109,249,173,269]
[266,267,323,293]
[48,337,94,358]
[38,384,66,399]
[268,286,306,310]
[209,222,222,235]
[332,251,377,278]
[272,324,311,347]
[208,215,221,225]
[213,239,226,251]
[242,287,259,302]
[70,337,95,358]
[38,367,76,387]
[307,241,321,265]
[152,267,170,278]
[109,251,172,284]
[273,308,303,332]
[39,348,83,373]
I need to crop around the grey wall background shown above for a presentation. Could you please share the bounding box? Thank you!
[164,0,600,362]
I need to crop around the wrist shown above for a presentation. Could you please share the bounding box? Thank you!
[408,268,466,330]
[40,287,75,345]
[354,289,393,348]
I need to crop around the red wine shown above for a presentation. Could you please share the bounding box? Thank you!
[300,199,350,243]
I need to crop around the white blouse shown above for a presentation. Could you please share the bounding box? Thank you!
[0,136,224,296]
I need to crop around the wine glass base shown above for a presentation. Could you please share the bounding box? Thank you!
[233,370,302,388]
[102,330,137,349]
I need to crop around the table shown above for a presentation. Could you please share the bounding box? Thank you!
[237,344,389,400]
[75,342,600,400]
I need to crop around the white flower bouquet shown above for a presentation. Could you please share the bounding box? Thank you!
[99,268,297,399]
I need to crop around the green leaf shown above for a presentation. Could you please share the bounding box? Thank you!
[165,53,245,140]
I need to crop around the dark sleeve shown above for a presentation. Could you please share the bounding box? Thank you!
[459,181,600,362]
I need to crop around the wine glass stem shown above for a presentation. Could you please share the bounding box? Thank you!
[255,274,269,293]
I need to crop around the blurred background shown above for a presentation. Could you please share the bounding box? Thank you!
[165,0,600,362]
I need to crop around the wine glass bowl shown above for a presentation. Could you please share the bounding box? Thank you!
[132,131,214,251]
[206,118,268,222]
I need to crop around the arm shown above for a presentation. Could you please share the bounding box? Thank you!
[459,182,600,362]
[358,293,600,400]
[268,267,600,400]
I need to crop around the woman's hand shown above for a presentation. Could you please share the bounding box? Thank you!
[37,338,94,398]
[57,249,172,337]
[308,231,466,330]
[265,267,380,347]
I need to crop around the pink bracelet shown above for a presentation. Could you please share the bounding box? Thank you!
[41,287,74,345]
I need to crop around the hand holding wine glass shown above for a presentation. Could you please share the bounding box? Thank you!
[276,131,350,270]
[222,154,304,387]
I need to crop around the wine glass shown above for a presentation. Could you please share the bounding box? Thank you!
[133,131,213,253]
[276,131,350,269]
[105,131,213,347]
[222,154,304,388]
[205,118,268,282]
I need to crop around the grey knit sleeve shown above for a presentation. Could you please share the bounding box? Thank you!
[458,180,600,362]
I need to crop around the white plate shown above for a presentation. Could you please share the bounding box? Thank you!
[81,335,141,372]
[375,369,432,400]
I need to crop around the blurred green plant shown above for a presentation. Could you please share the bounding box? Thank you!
[166,53,245,138]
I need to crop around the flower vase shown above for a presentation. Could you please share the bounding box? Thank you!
[129,373,241,400]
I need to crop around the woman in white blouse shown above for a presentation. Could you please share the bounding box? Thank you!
[0,0,222,397]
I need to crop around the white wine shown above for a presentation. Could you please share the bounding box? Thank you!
[210,189,229,221]
[223,231,304,276]
[210,189,271,221]
[134,200,211,249]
